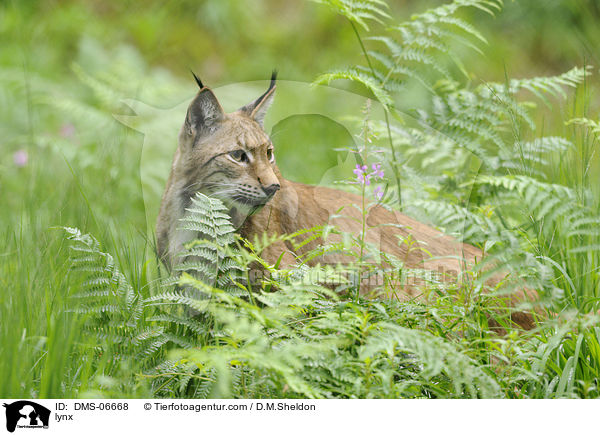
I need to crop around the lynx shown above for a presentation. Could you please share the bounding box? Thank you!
[156,73,538,329]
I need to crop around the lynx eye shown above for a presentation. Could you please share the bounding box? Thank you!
[229,149,249,163]
[266,148,274,162]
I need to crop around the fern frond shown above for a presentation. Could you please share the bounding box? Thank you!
[311,0,391,31]
[359,323,502,398]
[566,117,600,138]
[314,67,393,107]
[488,66,591,104]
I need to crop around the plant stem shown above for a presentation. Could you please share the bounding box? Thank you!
[357,178,366,301]
[349,19,402,208]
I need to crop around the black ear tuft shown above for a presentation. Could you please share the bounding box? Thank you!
[261,69,277,100]
[238,70,278,126]
[190,70,204,89]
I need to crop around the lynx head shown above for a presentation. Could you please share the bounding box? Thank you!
[177,72,280,226]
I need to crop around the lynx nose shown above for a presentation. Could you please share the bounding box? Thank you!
[262,183,280,197]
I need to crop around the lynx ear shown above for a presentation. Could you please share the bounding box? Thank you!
[184,73,225,140]
[240,70,277,126]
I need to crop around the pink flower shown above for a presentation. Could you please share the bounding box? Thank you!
[353,164,371,185]
[353,164,367,176]
[374,185,383,200]
[60,123,76,138]
[371,163,384,179]
[353,162,385,199]
[13,150,28,167]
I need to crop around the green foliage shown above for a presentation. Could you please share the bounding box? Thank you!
[174,194,243,293]
[307,0,600,399]
[61,188,600,398]
[311,0,391,31]
[63,203,508,398]
[567,116,600,138]
[314,0,599,308]
[3,0,600,400]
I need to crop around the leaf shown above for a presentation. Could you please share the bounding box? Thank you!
[313,68,393,107]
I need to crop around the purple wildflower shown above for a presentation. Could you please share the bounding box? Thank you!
[371,163,384,179]
[60,123,76,138]
[373,186,384,200]
[353,164,367,177]
[353,164,371,185]
[13,150,28,167]
[354,162,385,187]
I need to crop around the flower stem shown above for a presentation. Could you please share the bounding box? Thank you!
[349,19,402,208]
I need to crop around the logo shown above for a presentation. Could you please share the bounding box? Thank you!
[2,401,50,433]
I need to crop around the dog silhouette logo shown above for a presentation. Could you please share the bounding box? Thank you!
[3,401,50,432]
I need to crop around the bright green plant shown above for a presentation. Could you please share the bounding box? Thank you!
[4,0,600,400]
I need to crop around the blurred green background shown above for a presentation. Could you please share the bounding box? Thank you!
[2,0,599,234]
[1,0,600,396]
